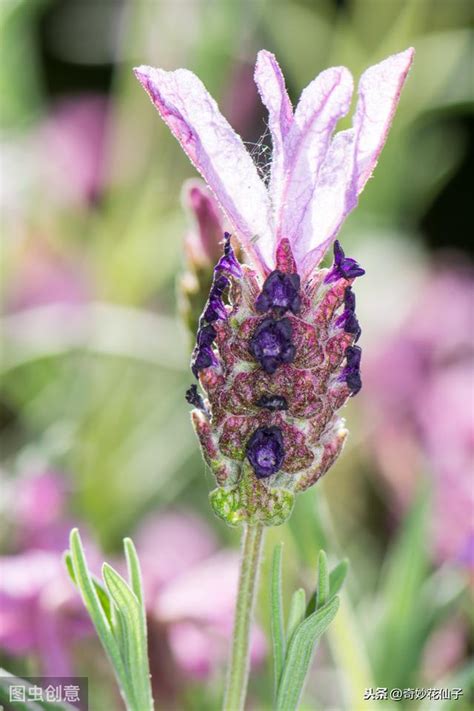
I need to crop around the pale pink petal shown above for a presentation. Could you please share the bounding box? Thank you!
[254,50,293,210]
[297,129,357,278]
[134,65,274,272]
[277,67,353,248]
[296,49,414,276]
[353,48,414,192]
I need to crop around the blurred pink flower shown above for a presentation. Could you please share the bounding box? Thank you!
[6,238,89,312]
[363,266,474,568]
[135,511,266,685]
[40,94,109,206]
[13,471,71,551]
[0,472,95,674]
[0,550,90,676]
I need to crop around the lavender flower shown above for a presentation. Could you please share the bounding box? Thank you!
[135,49,414,526]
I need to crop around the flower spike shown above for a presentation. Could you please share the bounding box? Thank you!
[136,49,413,526]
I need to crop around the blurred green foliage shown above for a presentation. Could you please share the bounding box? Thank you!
[1,0,472,709]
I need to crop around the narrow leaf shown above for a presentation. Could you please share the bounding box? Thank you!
[286,588,306,646]
[305,557,349,617]
[271,542,286,695]
[66,550,113,626]
[102,563,153,711]
[68,530,131,703]
[329,558,349,599]
[63,551,76,584]
[276,596,340,711]
[123,538,151,700]
[124,537,144,608]
[317,550,329,609]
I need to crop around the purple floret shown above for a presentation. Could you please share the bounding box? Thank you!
[255,270,301,315]
[215,232,242,277]
[197,324,217,347]
[192,234,241,377]
[325,240,365,283]
[203,294,227,322]
[185,384,206,411]
[344,286,356,312]
[246,426,285,478]
[192,346,217,377]
[342,345,362,395]
[335,286,361,341]
[344,312,361,341]
[249,318,295,373]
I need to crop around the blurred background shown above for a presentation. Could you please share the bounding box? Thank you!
[1,0,473,709]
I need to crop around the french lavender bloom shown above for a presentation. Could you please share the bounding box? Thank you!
[135,49,414,526]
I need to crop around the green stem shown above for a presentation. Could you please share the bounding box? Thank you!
[223,524,265,711]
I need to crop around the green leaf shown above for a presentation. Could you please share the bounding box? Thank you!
[286,588,306,646]
[306,555,348,617]
[102,563,153,711]
[65,550,113,625]
[271,543,286,695]
[64,551,76,585]
[66,530,154,711]
[328,558,349,599]
[124,537,144,608]
[0,669,78,710]
[316,550,329,609]
[276,596,340,711]
[68,529,132,705]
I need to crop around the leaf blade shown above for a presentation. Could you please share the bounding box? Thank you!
[329,558,349,599]
[286,588,306,647]
[276,596,340,711]
[102,562,153,711]
[68,530,131,704]
[316,550,329,609]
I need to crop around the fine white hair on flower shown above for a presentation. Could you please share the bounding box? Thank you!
[244,122,273,187]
